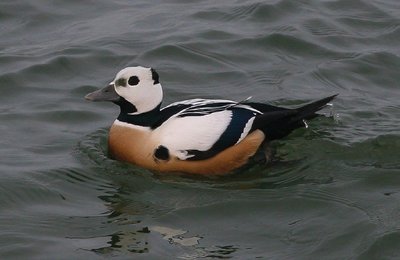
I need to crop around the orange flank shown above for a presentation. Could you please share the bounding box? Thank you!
[108,123,265,175]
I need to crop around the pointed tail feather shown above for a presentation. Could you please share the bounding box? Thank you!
[289,94,337,123]
[252,94,338,140]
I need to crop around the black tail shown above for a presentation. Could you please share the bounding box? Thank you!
[250,94,337,140]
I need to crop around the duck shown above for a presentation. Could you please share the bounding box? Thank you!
[85,66,336,175]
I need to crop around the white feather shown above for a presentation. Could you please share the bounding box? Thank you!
[114,119,151,131]
[152,110,232,159]
[237,117,255,144]
[164,98,236,109]
[165,99,261,117]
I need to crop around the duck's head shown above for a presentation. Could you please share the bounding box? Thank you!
[85,66,162,114]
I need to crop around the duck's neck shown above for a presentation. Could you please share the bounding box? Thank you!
[115,98,162,127]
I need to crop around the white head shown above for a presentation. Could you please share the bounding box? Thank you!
[85,66,163,114]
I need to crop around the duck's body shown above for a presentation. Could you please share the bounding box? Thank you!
[86,66,336,175]
[108,119,265,174]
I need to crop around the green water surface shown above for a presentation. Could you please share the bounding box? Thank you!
[1,0,400,259]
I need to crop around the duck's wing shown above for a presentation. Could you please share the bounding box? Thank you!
[153,99,231,128]
[155,99,262,161]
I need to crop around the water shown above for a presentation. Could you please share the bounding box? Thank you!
[1,0,400,259]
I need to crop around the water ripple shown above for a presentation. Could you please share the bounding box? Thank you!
[303,19,352,37]
[2,0,400,258]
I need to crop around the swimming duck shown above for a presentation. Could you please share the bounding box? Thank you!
[85,66,336,175]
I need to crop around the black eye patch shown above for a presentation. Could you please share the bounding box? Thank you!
[128,76,140,86]
[116,78,127,87]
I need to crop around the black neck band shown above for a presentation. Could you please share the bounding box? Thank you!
[116,101,162,127]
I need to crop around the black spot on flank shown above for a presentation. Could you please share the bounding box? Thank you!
[154,145,169,161]
[151,68,159,84]
[128,76,140,86]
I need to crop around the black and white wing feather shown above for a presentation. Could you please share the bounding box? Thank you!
[155,99,261,161]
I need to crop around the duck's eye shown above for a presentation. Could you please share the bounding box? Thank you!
[128,76,140,86]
